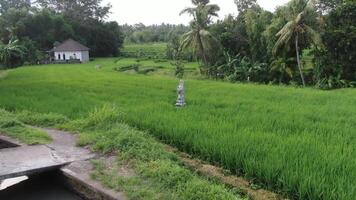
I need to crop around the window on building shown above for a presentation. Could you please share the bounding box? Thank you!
[63,54,66,60]
[58,54,61,60]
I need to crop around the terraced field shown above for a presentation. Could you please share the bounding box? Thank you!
[0,58,355,199]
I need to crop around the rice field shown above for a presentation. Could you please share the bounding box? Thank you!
[121,43,168,59]
[0,58,355,199]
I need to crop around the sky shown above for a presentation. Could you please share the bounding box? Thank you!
[104,0,290,25]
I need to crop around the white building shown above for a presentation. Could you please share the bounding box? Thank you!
[53,39,90,63]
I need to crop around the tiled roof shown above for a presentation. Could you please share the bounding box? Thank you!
[53,39,89,52]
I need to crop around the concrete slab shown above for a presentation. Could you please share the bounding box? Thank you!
[0,135,22,149]
[0,127,127,199]
[0,145,68,180]
[61,161,127,200]
[0,128,95,181]
[44,128,95,163]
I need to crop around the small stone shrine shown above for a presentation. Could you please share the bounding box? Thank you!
[176,80,186,107]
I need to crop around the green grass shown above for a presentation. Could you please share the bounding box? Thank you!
[121,43,168,59]
[0,70,8,79]
[0,58,355,199]
[62,104,243,200]
[0,109,51,144]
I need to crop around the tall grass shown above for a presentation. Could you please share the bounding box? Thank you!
[0,59,355,199]
[0,109,51,144]
[66,105,243,200]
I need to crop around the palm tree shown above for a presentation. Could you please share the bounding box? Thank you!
[273,0,322,87]
[180,0,221,71]
[0,39,25,68]
[270,57,294,84]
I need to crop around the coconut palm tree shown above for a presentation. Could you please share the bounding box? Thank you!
[180,0,221,71]
[0,39,25,68]
[273,0,323,87]
[270,57,294,84]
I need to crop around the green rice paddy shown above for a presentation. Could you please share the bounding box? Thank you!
[0,58,355,199]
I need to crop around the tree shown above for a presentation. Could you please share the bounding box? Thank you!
[0,38,25,68]
[34,0,111,21]
[316,0,343,13]
[180,0,221,74]
[317,0,356,86]
[210,15,249,58]
[0,0,31,15]
[273,0,322,87]
[234,0,257,13]
[244,7,273,63]
[270,57,294,84]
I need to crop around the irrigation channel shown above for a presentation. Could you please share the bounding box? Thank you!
[0,172,83,200]
[0,130,126,200]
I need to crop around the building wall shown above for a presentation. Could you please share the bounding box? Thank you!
[81,51,90,62]
[54,51,89,62]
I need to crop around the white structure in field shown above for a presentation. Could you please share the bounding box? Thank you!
[176,80,186,107]
[53,39,90,63]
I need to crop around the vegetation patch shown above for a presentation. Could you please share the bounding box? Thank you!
[16,110,69,127]
[0,109,51,144]
[0,70,8,79]
[62,105,244,200]
[121,43,167,59]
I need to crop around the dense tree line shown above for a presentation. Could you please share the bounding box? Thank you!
[0,0,354,89]
[179,0,355,89]
[122,23,189,44]
[0,0,123,67]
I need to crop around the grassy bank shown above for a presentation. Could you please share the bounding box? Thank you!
[0,58,355,199]
[60,105,244,200]
[0,109,51,144]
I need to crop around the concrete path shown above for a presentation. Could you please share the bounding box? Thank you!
[0,145,68,180]
[0,128,126,200]
[0,128,94,180]
[44,128,95,163]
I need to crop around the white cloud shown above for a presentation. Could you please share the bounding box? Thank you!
[104,0,290,25]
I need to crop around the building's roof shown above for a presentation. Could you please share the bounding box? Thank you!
[53,39,90,52]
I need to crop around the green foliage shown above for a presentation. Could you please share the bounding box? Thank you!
[115,64,141,72]
[15,110,69,127]
[0,60,355,199]
[0,109,51,144]
[0,0,31,15]
[0,2,124,63]
[180,0,222,72]
[122,23,189,44]
[272,0,321,87]
[317,1,356,88]
[64,105,242,200]
[270,57,294,84]
[210,15,250,61]
[61,104,123,131]
[166,35,196,62]
[121,43,167,59]
[244,7,273,63]
[212,0,353,88]
[0,38,25,68]
[219,52,268,83]
[114,64,158,75]
[172,60,185,79]
[234,0,257,13]
[34,0,111,21]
